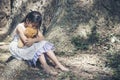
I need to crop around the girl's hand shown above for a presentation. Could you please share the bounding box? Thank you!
[25,38,34,47]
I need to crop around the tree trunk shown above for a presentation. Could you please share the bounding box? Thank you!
[0,0,11,41]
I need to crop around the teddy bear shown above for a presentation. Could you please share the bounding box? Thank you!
[18,26,38,48]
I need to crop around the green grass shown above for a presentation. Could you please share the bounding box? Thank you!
[58,71,80,80]
[106,51,120,80]
[71,36,89,50]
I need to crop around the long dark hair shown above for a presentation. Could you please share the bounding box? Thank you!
[22,11,42,29]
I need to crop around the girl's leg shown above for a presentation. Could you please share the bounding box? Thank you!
[38,53,58,75]
[46,50,69,72]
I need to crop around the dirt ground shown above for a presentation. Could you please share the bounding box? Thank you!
[0,43,114,80]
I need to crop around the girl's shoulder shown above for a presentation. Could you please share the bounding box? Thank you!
[16,23,26,30]
[15,23,26,34]
[12,23,24,36]
[16,23,25,28]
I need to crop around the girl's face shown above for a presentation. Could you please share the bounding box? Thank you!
[25,21,38,29]
[31,23,38,29]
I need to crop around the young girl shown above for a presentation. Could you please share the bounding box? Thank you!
[9,11,69,75]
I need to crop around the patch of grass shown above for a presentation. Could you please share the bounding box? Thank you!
[71,26,101,51]
[88,26,100,44]
[71,36,89,50]
[55,51,77,56]
[106,51,120,80]
[55,51,66,56]
[58,71,81,80]
[0,48,9,53]
[17,69,50,80]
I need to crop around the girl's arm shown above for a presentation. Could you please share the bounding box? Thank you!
[32,30,44,42]
[16,24,27,44]
[25,30,44,46]
[17,25,44,46]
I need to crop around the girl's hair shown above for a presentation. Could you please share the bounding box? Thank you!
[22,11,42,29]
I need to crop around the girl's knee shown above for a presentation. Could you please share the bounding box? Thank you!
[47,50,54,54]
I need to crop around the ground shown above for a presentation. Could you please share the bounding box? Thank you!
[0,43,114,80]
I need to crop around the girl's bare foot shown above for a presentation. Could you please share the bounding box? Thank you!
[45,69,58,76]
[55,64,69,72]
[42,65,58,75]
